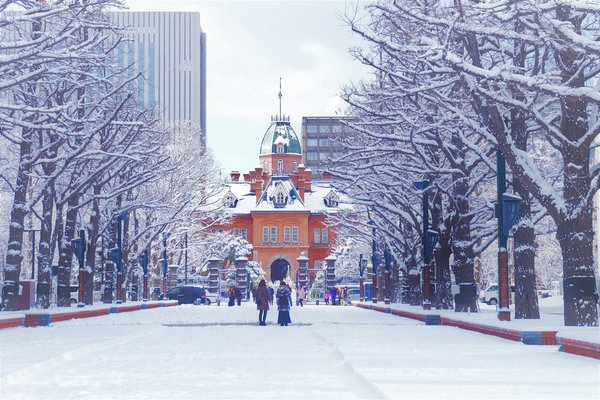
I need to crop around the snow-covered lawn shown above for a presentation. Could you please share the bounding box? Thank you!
[1,303,598,399]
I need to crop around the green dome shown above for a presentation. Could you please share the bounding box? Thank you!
[260,120,302,154]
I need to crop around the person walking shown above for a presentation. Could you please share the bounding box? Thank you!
[256,279,270,326]
[228,287,235,307]
[324,289,330,305]
[235,286,242,306]
[298,286,306,307]
[330,287,337,306]
[276,281,292,326]
[268,286,274,305]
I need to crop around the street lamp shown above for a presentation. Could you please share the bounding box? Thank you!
[414,180,438,310]
[71,229,86,308]
[383,247,393,304]
[368,219,379,303]
[359,254,366,302]
[114,212,129,304]
[162,232,171,298]
[138,249,149,302]
[495,176,522,321]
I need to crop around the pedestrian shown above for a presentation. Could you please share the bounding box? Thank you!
[276,281,292,326]
[298,286,306,307]
[330,287,337,306]
[228,287,235,307]
[324,289,330,305]
[235,286,242,306]
[256,279,270,326]
[268,286,274,305]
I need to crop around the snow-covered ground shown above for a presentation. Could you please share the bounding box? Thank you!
[1,303,598,400]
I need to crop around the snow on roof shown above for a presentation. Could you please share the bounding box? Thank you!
[223,178,352,215]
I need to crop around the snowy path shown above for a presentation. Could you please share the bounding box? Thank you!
[1,304,598,399]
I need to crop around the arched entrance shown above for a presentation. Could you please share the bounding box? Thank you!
[270,258,290,281]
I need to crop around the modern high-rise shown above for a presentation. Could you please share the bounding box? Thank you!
[301,116,357,180]
[107,12,207,147]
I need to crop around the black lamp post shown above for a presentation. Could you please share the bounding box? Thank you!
[384,247,392,304]
[414,180,438,310]
[359,254,366,302]
[138,249,149,302]
[368,219,379,303]
[115,212,129,304]
[71,229,86,308]
[162,232,171,298]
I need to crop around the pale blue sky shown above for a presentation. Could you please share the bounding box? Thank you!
[125,0,371,174]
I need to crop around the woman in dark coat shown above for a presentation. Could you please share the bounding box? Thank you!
[256,279,270,326]
[276,281,292,326]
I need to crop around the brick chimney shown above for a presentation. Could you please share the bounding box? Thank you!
[230,171,241,182]
[243,173,251,182]
[298,178,305,201]
[255,166,263,203]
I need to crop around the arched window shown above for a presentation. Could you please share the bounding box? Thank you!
[276,192,285,204]
[293,161,298,173]
[278,159,283,176]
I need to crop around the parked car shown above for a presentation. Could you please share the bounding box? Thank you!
[165,286,205,305]
[347,288,361,302]
[70,285,79,304]
[481,284,515,305]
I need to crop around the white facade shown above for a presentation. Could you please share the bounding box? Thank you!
[107,11,207,146]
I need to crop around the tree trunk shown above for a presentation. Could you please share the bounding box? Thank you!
[84,186,102,305]
[57,196,78,307]
[35,184,54,309]
[431,192,453,309]
[103,222,116,303]
[2,134,33,310]
[451,169,477,312]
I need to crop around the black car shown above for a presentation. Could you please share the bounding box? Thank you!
[165,286,206,305]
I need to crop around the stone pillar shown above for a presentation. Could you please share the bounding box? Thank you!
[235,256,248,300]
[208,257,221,294]
[297,252,309,290]
[325,255,337,292]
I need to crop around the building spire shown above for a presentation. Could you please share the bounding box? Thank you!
[278,77,282,120]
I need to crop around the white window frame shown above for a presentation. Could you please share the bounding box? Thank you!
[263,226,269,243]
[314,228,321,244]
[270,226,277,243]
[241,228,247,240]
[284,226,291,243]
[292,226,298,242]
[322,228,328,244]
[278,159,283,175]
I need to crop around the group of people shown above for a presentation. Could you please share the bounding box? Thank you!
[227,286,242,306]
[323,286,350,306]
[255,279,296,326]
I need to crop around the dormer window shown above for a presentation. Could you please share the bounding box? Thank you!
[223,191,238,208]
[276,192,285,204]
[324,191,339,207]
[276,144,285,154]
[271,181,288,208]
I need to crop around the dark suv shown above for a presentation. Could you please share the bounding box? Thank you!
[165,286,206,305]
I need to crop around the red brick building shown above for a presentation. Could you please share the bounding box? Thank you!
[217,114,343,283]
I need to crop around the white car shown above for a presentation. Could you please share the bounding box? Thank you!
[482,284,515,305]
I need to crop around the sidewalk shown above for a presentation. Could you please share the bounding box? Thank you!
[355,298,600,360]
[0,300,178,329]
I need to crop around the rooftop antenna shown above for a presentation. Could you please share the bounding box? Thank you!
[278,77,282,120]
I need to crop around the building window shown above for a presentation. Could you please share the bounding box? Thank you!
[319,153,329,161]
[307,124,318,133]
[284,226,291,243]
[319,124,329,133]
[241,228,247,240]
[293,161,298,173]
[278,159,283,175]
[270,227,277,243]
[263,226,269,243]
[292,226,298,242]
[307,138,318,147]
[307,152,318,161]
[319,138,329,147]
[315,260,322,269]
[314,228,321,244]
[332,124,343,133]
[276,192,285,204]
[322,228,328,244]
[233,228,240,236]
[276,144,284,154]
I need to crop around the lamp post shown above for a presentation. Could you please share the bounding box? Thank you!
[114,212,129,304]
[162,232,171,297]
[414,180,435,310]
[384,247,392,304]
[495,148,522,321]
[71,229,86,308]
[368,219,379,303]
[138,249,149,302]
[184,232,188,285]
[359,254,366,302]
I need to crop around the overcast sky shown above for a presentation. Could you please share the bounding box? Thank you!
[124,0,371,174]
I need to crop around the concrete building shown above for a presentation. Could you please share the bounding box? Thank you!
[301,116,357,179]
[108,11,207,147]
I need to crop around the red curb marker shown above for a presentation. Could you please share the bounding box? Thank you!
[558,337,600,360]
[115,305,142,313]
[49,309,111,323]
[441,317,521,341]
[0,316,25,329]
